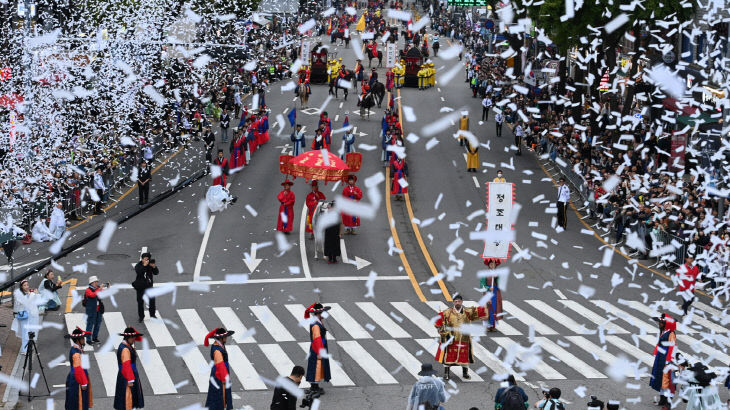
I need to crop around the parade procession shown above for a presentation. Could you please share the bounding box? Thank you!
[1,0,730,409]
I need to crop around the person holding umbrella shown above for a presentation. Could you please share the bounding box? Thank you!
[204,327,235,410]
[114,327,145,410]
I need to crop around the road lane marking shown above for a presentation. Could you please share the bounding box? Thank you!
[501,300,557,335]
[414,339,483,382]
[110,276,411,289]
[492,337,566,379]
[327,302,372,339]
[337,340,398,384]
[139,349,178,394]
[604,335,654,366]
[535,337,606,378]
[557,300,628,334]
[472,176,479,188]
[193,214,215,283]
[180,345,210,392]
[64,277,78,313]
[356,302,410,338]
[213,307,256,343]
[378,339,423,379]
[299,201,312,279]
[391,302,439,337]
[260,344,310,388]
[144,312,176,347]
[94,351,119,396]
[177,308,210,344]
[566,336,639,378]
[554,289,567,300]
[226,345,268,390]
[470,341,525,381]
[396,88,451,301]
[250,305,296,342]
[102,311,126,340]
[526,300,592,334]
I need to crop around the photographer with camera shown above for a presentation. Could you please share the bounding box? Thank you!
[533,387,564,410]
[270,365,305,410]
[133,252,159,323]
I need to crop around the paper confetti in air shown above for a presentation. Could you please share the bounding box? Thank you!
[298,19,316,34]
[97,220,118,252]
[605,13,630,33]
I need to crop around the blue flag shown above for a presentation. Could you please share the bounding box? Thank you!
[343,115,349,129]
[288,108,296,127]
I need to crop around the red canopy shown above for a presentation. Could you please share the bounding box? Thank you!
[280,150,350,181]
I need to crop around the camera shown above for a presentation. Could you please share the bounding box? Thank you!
[300,389,321,408]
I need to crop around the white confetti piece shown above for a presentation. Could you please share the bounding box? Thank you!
[605,13,630,33]
[97,220,118,252]
[298,19,316,34]
[197,200,209,234]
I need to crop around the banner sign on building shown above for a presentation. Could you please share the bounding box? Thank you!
[482,182,515,260]
[386,43,397,68]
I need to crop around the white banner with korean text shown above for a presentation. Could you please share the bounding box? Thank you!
[483,182,514,259]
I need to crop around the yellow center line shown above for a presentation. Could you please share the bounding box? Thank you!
[395,88,452,301]
[64,277,78,313]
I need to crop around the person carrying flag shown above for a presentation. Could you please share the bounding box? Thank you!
[341,115,355,158]
[290,124,306,156]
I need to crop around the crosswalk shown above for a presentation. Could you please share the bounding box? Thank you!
[63,297,729,397]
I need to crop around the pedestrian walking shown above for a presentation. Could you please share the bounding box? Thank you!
[495,110,503,137]
[132,253,159,323]
[138,160,151,206]
[113,327,145,410]
[84,276,106,345]
[406,363,446,410]
[277,179,296,234]
[305,181,325,238]
[481,95,492,121]
[434,294,490,380]
[220,109,230,143]
[481,258,503,332]
[676,255,701,315]
[11,279,41,354]
[304,303,331,394]
[271,366,305,410]
[93,165,106,215]
[495,375,529,410]
[557,178,570,230]
[65,327,93,410]
[342,175,362,234]
[513,122,524,155]
[204,327,235,410]
[649,313,677,409]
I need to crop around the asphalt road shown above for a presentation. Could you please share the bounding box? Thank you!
[9,27,730,410]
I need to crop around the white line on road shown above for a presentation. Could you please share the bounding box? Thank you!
[339,102,344,109]
[111,276,410,289]
[440,96,445,102]
[472,176,479,188]
[554,289,567,299]
[299,202,312,279]
[334,114,339,122]
[193,183,228,282]
[340,238,349,263]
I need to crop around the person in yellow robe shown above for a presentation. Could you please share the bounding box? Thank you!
[458,112,469,146]
[466,139,479,172]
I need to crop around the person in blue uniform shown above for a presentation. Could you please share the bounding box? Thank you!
[304,303,331,394]
[114,327,144,410]
[65,327,93,410]
[204,327,235,410]
[649,313,677,409]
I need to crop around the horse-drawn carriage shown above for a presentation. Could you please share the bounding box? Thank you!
[309,47,332,84]
[401,47,424,88]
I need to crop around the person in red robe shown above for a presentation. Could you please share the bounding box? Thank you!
[229,131,247,169]
[277,179,296,233]
[341,175,362,234]
[305,181,326,238]
[212,150,228,186]
[260,110,270,144]
[246,117,258,154]
[391,156,408,200]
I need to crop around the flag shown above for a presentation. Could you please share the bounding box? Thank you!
[381,116,388,136]
[343,115,349,129]
[327,19,332,35]
[288,108,296,127]
[355,14,365,32]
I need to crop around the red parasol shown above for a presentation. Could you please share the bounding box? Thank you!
[280,150,350,182]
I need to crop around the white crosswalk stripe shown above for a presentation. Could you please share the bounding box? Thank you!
[138,349,178,394]
[177,309,210,345]
[65,297,729,397]
[250,305,296,342]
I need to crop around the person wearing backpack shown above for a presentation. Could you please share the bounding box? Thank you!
[534,388,564,410]
[495,375,528,409]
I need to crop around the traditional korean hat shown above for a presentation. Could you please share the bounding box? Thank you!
[281,179,294,186]
[483,258,501,268]
[119,326,144,342]
[311,180,319,187]
[65,326,91,340]
[204,327,235,346]
[304,302,331,319]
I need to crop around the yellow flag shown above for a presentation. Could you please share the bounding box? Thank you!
[355,14,365,32]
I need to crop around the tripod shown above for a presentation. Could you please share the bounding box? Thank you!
[19,332,50,401]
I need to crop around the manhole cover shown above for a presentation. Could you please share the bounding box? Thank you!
[97,254,130,261]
